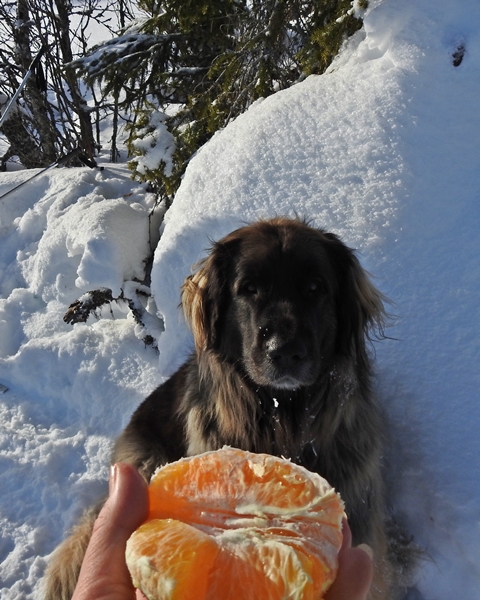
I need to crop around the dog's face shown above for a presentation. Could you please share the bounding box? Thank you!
[182,218,385,391]
[224,227,339,389]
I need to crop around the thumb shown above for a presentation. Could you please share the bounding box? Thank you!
[72,463,149,600]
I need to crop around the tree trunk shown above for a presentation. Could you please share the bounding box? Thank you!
[13,0,57,165]
[0,106,46,168]
[54,0,96,160]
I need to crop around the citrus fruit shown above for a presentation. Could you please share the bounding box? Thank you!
[126,447,345,600]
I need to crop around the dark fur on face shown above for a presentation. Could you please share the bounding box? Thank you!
[44,217,407,600]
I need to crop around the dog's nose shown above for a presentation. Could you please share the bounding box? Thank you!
[267,339,307,369]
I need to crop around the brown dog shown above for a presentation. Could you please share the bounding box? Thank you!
[45,217,400,599]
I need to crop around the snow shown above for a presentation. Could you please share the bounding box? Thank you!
[1,0,480,597]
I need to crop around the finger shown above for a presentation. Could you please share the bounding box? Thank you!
[340,518,352,550]
[72,463,149,600]
[325,543,373,600]
[325,520,373,600]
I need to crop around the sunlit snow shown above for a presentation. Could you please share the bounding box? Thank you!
[1,0,479,597]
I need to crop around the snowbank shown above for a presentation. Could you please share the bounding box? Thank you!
[150,0,480,596]
[0,166,163,597]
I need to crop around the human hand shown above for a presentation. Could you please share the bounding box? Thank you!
[71,464,372,600]
[325,520,373,600]
[72,462,149,600]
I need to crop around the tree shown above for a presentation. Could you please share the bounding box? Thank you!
[0,0,137,169]
[72,0,368,203]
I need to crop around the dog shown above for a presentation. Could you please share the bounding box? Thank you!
[45,217,400,599]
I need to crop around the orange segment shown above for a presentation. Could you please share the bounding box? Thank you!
[126,518,219,600]
[126,447,345,600]
[148,447,340,524]
[207,528,332,600]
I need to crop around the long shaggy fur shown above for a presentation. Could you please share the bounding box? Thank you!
[44,217,405,599]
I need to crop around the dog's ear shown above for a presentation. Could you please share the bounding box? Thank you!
[181,238,239,354]
[182,265,210,353]
[324,233,388,358]
[346,252,387,340]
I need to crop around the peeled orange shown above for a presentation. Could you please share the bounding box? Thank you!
[126,447,344,600]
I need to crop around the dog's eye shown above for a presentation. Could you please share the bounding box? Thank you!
[240,281,258,296]
[305,280,323,295]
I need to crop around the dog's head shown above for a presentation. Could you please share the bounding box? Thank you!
[182,218,386,390]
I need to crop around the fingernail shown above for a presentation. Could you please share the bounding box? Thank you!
[109,463,119,497]
[356,543,374,560]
